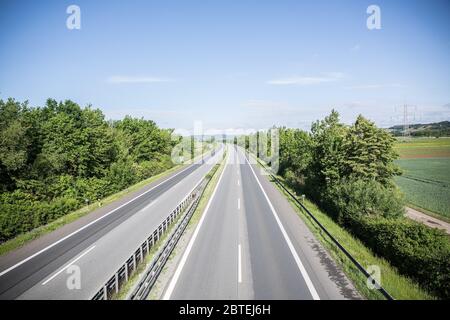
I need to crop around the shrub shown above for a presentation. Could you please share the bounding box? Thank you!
[107,158,139,192]
[324,178,405,224]
[351,216,450,299]
[0,194,79,242]
[136,160,164,180]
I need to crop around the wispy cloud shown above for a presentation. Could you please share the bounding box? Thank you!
[345,83,406,90]
[107,76,174,84]
[267,72,344,86]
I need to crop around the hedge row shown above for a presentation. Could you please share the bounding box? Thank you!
[0,196,79,242]
[350,216,450,299]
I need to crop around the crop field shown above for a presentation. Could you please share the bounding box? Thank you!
[394,137,450,158]
[394,138,450,220]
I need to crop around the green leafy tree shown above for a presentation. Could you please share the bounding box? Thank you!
[0,98,177,243]
[0,99,31,190]
[309,110,348,189]
[278,127,312,179]
[343,115,401,185]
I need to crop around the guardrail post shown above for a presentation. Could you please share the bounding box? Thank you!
[115,272,119,293]
[133,254,137,271]
[146,239,150,254]
[103,285,108,300]
[140,246,144,261]
[125,263,129,282]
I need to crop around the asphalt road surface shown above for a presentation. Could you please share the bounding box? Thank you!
[163,145,360,300]
[0,147,224,300]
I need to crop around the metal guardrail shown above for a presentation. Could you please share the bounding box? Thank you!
[252,153,394,300]
[127,177,209,300]
[91,177,208,300]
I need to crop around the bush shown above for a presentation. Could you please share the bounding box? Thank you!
[324,178,405,224]
[0,194,79,242]
[107,158,139,192]
[136,160,164,180]
[351,216,450,299]
[74,177,112,202]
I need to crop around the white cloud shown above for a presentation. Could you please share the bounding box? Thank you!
[345,83,406,90]
[351,44,360,51]
[267,72,344,86]
[107,76,174,84]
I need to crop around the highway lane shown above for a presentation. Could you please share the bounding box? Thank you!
[164,145,253,299]
[0,147,223,300]
[164,145,359,300]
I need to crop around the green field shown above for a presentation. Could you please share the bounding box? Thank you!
[394,137,450,158]
[395,158,450,219]
[394,138,450,220]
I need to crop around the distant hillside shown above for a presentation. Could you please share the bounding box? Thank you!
[388,121,450,137]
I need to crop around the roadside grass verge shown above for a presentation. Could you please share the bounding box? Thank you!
[253,158,434,300]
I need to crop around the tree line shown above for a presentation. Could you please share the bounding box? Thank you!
[0,98,178,243]
[246,110,449,299]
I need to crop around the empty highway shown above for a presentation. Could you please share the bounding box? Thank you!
[163,145,360,300]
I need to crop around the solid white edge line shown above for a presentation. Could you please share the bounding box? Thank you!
[0,161,199,278]
[162,146,229,300]
[238,244,242,283]
[42,245,96,285]
[243,150,321,300]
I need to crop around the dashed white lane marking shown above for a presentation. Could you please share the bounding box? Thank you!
[238,244,242,283]
[42,245,96,285]
[141,199,158,211]
[238,198,241,210]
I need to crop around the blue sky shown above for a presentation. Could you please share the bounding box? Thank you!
[0,0,449,133]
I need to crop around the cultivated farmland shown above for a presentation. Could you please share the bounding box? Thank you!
[394,138,450,220]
